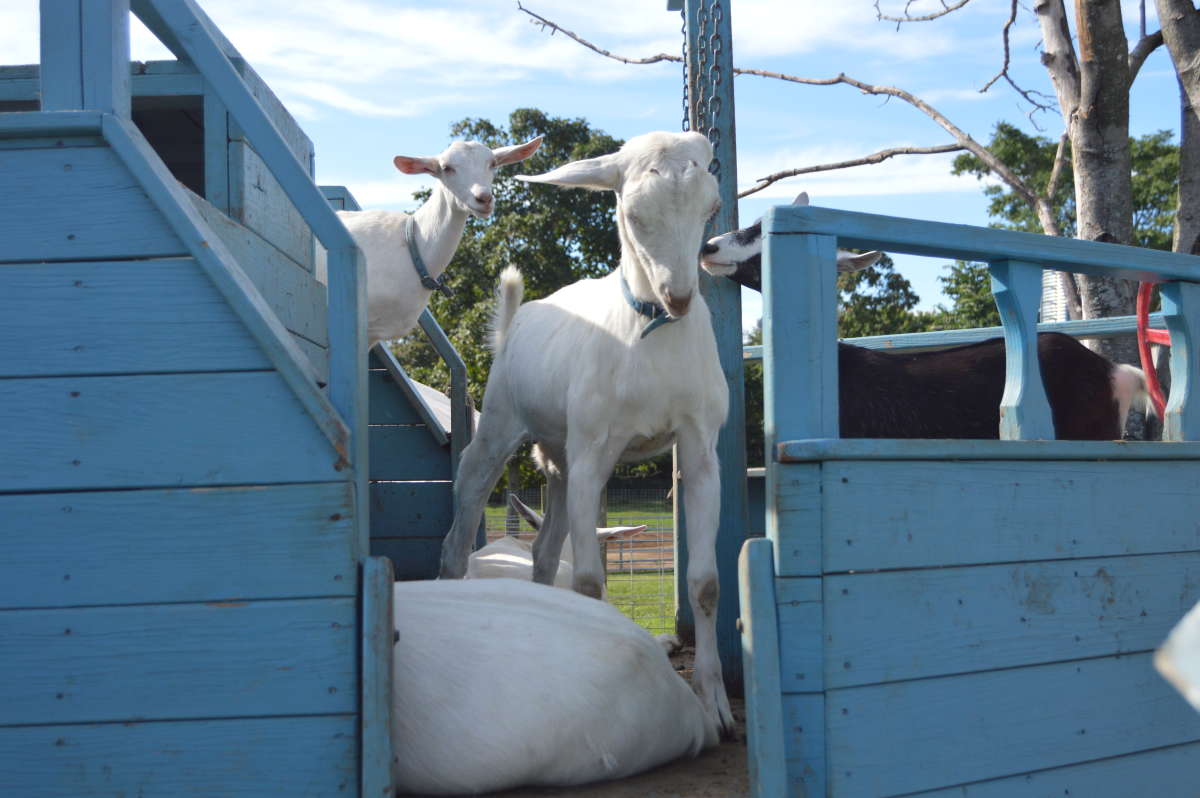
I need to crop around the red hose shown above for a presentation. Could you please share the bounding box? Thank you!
[1136,282,1168,419]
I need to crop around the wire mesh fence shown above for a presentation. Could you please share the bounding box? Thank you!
[484,485,675,635]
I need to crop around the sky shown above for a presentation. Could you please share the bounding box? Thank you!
[1,1,1184,331]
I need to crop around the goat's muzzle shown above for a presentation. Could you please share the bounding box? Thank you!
[664,290,693,318]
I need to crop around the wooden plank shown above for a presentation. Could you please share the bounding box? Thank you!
[763,223,839,442]
[369,367,426,426]
[361,556,396,798]
[769,204,1200,283]
[0,598,356,725]
[990,259,1054,440]
[0,258,270,377]
[372,537,445,581]
[203,89,231,211]
[823,652,1200,798]
[0,144,184,263]
[0,372,342,492]
[370,425,452,482]
[818,552,1200,688]
[910,741,1200,798]
[1162,280,1200,441]
[737,539,789,798]
[188,190,329,347]
[230,139,316,271]
[768,463,822,578]
[39,1,131,118]
[778,437,1200,461]
[371,481,453,539]
[0,714,357,797]
[0,111,105,139]
[774,577,825,694]
[818,461,1200,573]
[780,693,826,798]
[0,483,356,609]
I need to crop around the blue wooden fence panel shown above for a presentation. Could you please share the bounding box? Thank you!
[0,483,356,609]
[0,372,341,492]
[0,715,358,798]
[0,142,184,262]
[0,599,357,725]
[744,202,1200,796]
[0,259,271,377]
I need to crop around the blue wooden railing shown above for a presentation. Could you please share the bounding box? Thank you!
[760,205,1200,444]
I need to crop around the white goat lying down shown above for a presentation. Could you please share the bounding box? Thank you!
[467,495,646,595]
[317,136,542,345]
[440,131,734,736]
[392,579,718,795]
[1157,600,1200,713]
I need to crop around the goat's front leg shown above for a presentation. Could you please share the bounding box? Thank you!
[439,409,526,580]
[677,423,734,738]
[564,438,626,599]
[531,463,568,586]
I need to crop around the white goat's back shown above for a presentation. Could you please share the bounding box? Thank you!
[391,579,717,795]
[466,535,574,589]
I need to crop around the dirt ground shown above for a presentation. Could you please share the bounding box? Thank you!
[480,647,749,798]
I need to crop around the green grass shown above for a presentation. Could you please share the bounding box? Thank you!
[607,571,675,635]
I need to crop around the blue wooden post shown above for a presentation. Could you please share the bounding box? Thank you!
[738,538,788,798]
[990,259,1054,440]
[672,0,748,691]
[40,0,131,118]
[1161,280,1200,441]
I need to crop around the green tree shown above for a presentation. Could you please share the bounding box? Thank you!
[836,253,938,337]
[952,123,1178,251]
[391,109,623,488]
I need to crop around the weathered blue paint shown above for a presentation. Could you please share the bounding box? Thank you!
[39,1,131,118]
[1162,280,1200,442]
[737,539,788,798]
[741,202,1200,795]
[361,557,396,798]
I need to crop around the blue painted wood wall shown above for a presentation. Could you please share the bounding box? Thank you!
[741,203,1200,796]
[1,3,388,795]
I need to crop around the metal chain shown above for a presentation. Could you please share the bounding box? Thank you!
[706,0,723,175]
[680,9,689,132]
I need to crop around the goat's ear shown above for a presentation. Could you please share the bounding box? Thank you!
[493,136,543,167]
[596,524,647,542]
[836,250,884,273]
[508,494,544,530]
[393,155,440,176]
[793,192,810,206]
[515,153,621,191]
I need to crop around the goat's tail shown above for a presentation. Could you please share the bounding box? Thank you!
[490,266,524,353]
[1113,363,1154,424]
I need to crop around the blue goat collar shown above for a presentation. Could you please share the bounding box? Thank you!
[407,218,453,298]
[620,271,676,338]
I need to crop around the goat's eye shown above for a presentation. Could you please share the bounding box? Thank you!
[442,164,455,175]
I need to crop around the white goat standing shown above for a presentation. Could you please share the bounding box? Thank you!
[316,136,542,345]
[467,495,646,597]
[439,131,734,735]
[392,579,717,795]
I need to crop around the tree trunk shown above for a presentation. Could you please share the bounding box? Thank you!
[1071,0,1137,364]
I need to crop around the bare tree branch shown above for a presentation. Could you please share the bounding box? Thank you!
[517,2,681,65]
[517,4,1064,240]
[875,0,974,28]
[1033,0,1081,127]
[1129,30,1164,84]
[977,0,1057,127]
[739,143,965,199]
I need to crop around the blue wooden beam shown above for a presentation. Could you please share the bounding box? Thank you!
[771,205,1200,283]
[39,0,131,117]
